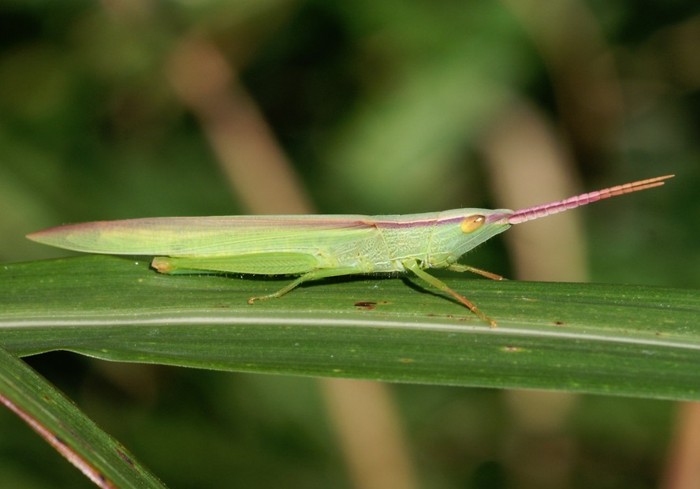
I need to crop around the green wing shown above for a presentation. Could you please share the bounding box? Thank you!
[27,215,381,257]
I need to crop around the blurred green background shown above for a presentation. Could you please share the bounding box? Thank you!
[1,0,699,487]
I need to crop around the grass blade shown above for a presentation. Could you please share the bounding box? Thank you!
[2,255,699,400]
[0,343,165,488]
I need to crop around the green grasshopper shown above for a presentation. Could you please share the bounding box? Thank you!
[28,175,672,326]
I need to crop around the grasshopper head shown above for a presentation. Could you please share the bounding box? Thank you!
[428,209,513,267]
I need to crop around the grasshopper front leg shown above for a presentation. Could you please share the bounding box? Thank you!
[446,263,505,281]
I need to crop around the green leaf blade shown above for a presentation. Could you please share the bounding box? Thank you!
[0,344,166,489]
[2,256,699,400]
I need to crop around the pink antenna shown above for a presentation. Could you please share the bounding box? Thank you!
[508,174,674,225]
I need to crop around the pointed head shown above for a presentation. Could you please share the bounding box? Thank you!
[428,208,513,266]
[429,174,673,267]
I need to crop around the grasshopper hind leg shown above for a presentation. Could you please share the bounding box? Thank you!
[247,267,362,304]
[247,274,308,304]
[152,255,362,304]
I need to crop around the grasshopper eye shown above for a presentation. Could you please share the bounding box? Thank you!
[461,215,485,233]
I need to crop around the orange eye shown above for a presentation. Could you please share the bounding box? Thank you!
[460,215,485,233]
